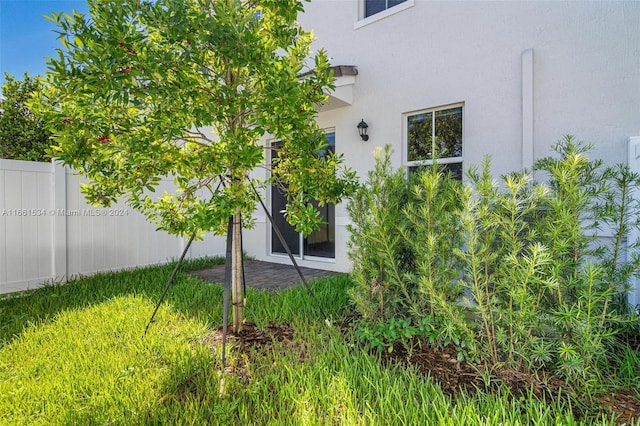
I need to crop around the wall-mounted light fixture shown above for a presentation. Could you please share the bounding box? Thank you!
[357,119,369,141]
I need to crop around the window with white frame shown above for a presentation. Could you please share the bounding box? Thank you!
[365,0,407,18]
[405,104,463,180]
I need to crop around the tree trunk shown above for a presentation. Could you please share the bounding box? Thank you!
[231,211,244,333]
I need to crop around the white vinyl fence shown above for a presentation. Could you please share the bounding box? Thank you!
[0,159,225,294]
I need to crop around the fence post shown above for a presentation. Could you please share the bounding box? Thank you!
[627,136,640,309]
[52,160,68,283]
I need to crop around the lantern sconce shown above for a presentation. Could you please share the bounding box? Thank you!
[357,119,369,142]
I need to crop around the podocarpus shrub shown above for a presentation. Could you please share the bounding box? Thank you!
[349,136,640,386]
[458,161,558,368]
[348,146,476,359]
[347,146,467,322]
[347,146,413,321]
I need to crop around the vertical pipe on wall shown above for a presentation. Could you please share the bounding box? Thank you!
[521,48,534,171]
[627,136,640,308]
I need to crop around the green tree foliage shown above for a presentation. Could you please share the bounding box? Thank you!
[31,0,357,332]
[0,73,52,162]
[31,0,356,238]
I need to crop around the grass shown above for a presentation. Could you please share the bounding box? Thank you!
[0,259,628,425]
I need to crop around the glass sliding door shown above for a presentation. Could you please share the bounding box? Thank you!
[270,176,300,256]
[304,199,335,258]
[270,132,336,259]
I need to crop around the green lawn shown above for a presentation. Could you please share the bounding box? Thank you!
[0,259,624,425]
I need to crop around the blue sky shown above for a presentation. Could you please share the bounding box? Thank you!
[1,0,89,86]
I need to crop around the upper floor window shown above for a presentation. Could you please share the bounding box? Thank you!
[405,104,463,180]
[366,0,408,18]
[355,0,414,29]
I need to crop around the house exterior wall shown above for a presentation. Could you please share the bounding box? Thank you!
[244,0,640,279]
[299,0,639,175]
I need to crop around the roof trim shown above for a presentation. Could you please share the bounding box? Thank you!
[299,65,358,79]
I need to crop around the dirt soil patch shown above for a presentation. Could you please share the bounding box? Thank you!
[207,322,297,352]
[207,321,640,424]
[206,322,306,382]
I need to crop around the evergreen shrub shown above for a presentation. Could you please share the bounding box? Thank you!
[348,136,640,385]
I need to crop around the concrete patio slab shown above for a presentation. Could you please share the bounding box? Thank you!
[190,260,343,291]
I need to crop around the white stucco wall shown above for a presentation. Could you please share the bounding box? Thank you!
[299,0,639,176]
[245,0,640,275]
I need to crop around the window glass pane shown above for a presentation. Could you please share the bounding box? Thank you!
[407,112,433,161]
[444,162,463,181]
[388,0,407,7]
[434,107,462,158]
[304,200,335,258]
[305,131,335,258]
[409,162,463,181]
[365,0,386,17]
[325,131,335,152]
[317,132,335,157]
[271,141,300,255]
[271,185,300,255]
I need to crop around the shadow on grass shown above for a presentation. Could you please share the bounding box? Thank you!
[0,257,354,345]
[0,257,226,344]
[0,257,356,423]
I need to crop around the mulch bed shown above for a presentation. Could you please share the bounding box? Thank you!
[206,322,306,382]
[207,322,297,353]
[378,340,640,425]
[377,341,571,399]
[206,321,640,424]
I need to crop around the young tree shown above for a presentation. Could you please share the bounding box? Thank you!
[0,73,51,161]
[32,0,357,332]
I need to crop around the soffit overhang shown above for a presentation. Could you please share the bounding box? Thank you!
[300,65,358,112]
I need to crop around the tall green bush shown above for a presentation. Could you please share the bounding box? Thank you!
[458,161,556,367]
[347,146,411,321]
[403,162,464,316]
[594,164,640,314]
[401,163,475,353]
[533,138,639,382]
[348,147,474,355]
[348,137,640,386]
[533,136,607,308]
[348,147,467,323]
